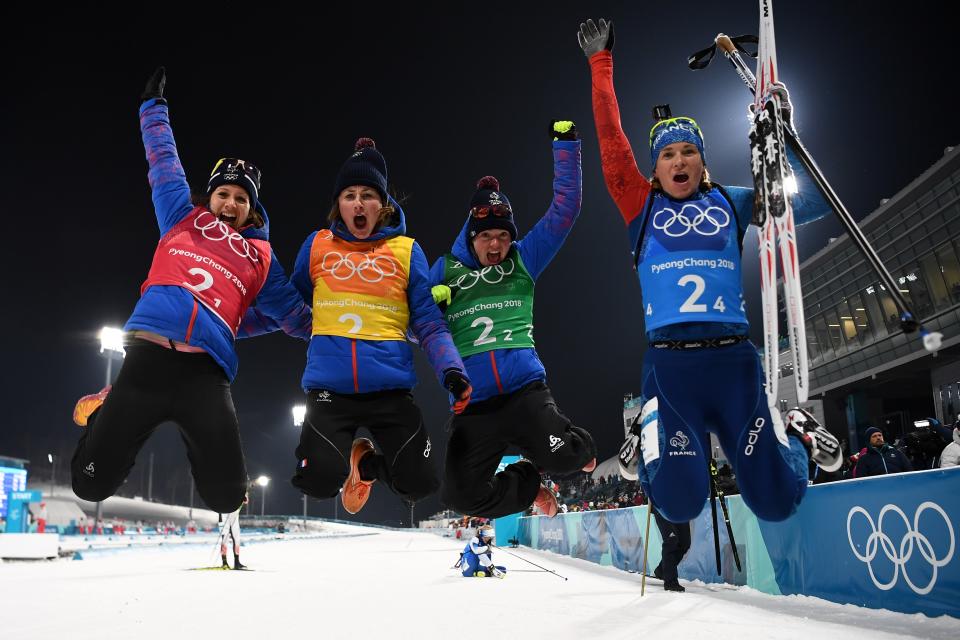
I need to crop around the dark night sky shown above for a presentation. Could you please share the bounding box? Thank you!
[5,3,958,524]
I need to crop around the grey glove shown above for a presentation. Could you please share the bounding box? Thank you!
[577,18,614,58]
[769,81,793,130]
[142,66,166,104]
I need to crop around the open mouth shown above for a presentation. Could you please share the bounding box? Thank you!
[486,251,502,264]
[672,173,690,184]
[353,214,368,231]
[218,212,238,227]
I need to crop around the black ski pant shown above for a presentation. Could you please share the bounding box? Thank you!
[653,506,692,586]
[71,341,247,514]
[291,388,438,503]
[441,381,596,519]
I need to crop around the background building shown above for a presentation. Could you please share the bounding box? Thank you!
[777,145,960,452]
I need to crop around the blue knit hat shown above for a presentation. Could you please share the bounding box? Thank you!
[333,138,388,202]
[649,116,706,168]
[865,426,882,439]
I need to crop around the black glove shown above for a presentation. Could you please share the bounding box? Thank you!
[141,66,167,103]
[549,120,578,141]
[577,18,615,58]
[443,369,470,399]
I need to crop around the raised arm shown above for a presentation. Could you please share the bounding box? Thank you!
[516,121,582,280]
[138,67,194,235]
[579,20,652,225]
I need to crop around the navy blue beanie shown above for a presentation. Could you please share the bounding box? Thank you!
[865,426,882,440]
[468,176,518,240]
[207,157,261,206]
[333,138,388,202]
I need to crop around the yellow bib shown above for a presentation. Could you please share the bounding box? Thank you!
[309,230,412,340]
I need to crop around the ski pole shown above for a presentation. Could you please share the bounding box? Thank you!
[491,544,568,581]
[709,459,721,575]
[710,459,742,573]
[690,33,943,353]
[641,503,653,596]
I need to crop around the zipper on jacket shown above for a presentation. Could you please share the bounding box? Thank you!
[351,339,359,393]
[184,300,199,343]
[488,351,504,394]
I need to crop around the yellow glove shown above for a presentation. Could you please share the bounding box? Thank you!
[550,120,578,141]
[431,284,452,306]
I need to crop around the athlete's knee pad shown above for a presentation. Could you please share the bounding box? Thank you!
[737,435,807,522]
[391,467,440,502]
[196,480,247,514]
[567,424,597,462]
[291,460,346,500]
[71,474,115,504]
[441,480,488,515]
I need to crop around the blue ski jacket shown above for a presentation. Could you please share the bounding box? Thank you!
[429,139,581,402]
[125,99,311,382]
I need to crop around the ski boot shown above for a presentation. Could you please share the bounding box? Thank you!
[72,385,112,427]
[233,559,247,570]
[618,426,641,481]
[341,438,376,514]
[785,408,842,473]
[221,555,230,570]
[532,483,559,518]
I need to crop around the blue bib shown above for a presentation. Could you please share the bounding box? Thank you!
[637,189,747,331]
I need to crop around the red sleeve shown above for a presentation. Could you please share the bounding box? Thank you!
[588,51,652,225]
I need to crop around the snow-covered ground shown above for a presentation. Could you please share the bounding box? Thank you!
[1,523,955,640]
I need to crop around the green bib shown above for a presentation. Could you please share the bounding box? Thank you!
[443,252,535,357]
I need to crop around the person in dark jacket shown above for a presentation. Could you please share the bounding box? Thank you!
[430,121,596,520]
[71,68,311,514]
[289,138,470,515]
[652,505,691,592]
[853,427,913,478]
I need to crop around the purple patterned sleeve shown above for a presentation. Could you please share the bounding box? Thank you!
[516,139,582,281]
[138,99,194,235]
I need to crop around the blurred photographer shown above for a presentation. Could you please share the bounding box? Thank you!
[898,418,954,469]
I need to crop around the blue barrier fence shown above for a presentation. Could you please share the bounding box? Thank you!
[519,468,960,617]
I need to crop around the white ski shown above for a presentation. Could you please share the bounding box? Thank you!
[752,0,809,404]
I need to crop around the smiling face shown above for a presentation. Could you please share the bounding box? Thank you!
[654,142,704,200]
[472,229,512,266]
[337,185,384,239]
[208,184,252,230]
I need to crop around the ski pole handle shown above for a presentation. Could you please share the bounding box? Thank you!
[715,34,735,54]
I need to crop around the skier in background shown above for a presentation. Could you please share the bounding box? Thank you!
[220,493,248,570]
[456,524,506,578]
[578,19,841,524]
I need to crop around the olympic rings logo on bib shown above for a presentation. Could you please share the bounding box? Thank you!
[194,211,260,261]
[652,203,730,237]
[452,259,515,290]
[320,251,401,283]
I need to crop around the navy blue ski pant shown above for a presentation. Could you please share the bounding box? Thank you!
[639,340,808,523]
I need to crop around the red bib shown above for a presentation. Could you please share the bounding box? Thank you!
[142,207,271,335]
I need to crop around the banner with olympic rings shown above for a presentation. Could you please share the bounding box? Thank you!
[518,468,960,616]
